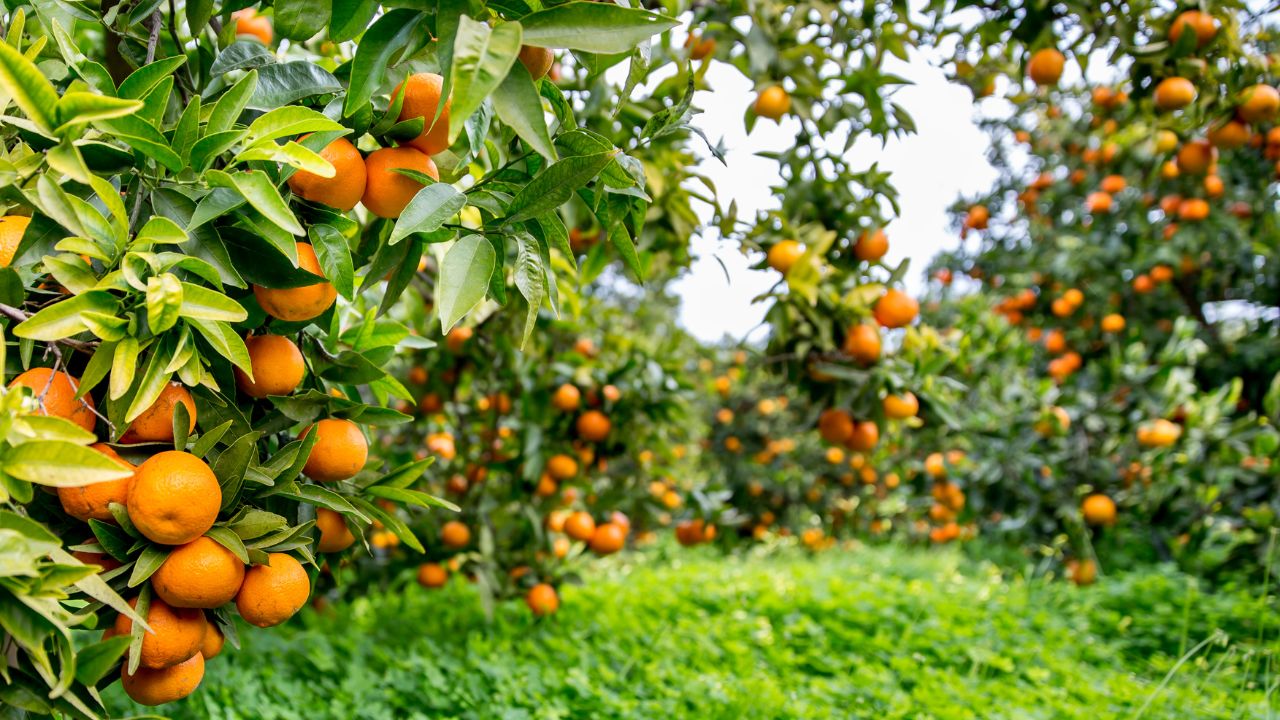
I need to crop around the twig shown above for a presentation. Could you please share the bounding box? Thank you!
[146,9,162,64]
[166,0,190,104]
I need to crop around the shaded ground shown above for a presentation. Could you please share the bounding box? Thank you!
[109,543,1277,719]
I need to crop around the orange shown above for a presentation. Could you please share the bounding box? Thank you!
[589,522,626,555]
[1132,274,1154,294]
[287,137,366,211]
[1150,265,1174,283]
[361,146,439,219]
[576,410,611,442]
[873,288,919,328]
[844,324,882,362]
[925,452,946,478]
[883,392,919,419]
[1177,198,1210,222]
[602,384,621,403]
[1081,494,1116,526]
[1168,10,1216,47]
[419,393,443,413]
[114,596,206,669]
[235,334,305,398]
[394,73,452,155]
[1027,48,1065,86]
[1207,120,1249,149]
[552,383,580,411]
[687,34,716,60]
[1237,84,1279,124]
[754,85,790,120]
[1101,314,1125,333]
[58,444,133,522]
[525,583,559,616]
[817,409,854,445]
[1085,191,1112,213]
[847,421,878,452]
[965,205,989,230]
[766,240,802,274]
[853,228,888,262]
[121,382,196,444]
[445,325,473,353]
[564,511,596,542]
[547,453,578,480]
[152,536,245,609]
[1176,140,1215,175]
[0,215,29,267]
[1066,558,1097,586]
[200,624,224,660]
[441,520,470,548]
[518,45,554,80]
[232,8,272,44]
[253,242,337,321]
[235,553,310,627]
[1153,77,1195,110]
[1099,175,1126,194]
[417,563,448,588]
[127,451,220,545]
[8,367,96,432]
[121,653,205,706]
[1154,130,1179,153]
[316,508,355,552]
[1203,175,1224,198]
[302,418,368,482]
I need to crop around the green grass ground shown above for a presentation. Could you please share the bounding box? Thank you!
[109,544,1278,719]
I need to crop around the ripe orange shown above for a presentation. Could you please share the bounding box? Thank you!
[315,508,356,553]
[1066,558,1097,586]
[1177,198,1210,222]
[8,367,96,432]
[1203,174,1224,198]
[1085,191,1113,213]
[1237,84,1279,124]
[441,520,470,548]
[1081,494,1116,526]
[121,653,205,706]
[235,553,310,627]
[232,8,272,44]
[1168,10,1216,47]
[127,451,220,545]
[1099,175,1126,194]
[393,73,452,155]
[564,511,596,542]
[0,215,30,267]
[547,453,578,480]
[873,288,919,328]
[361,146,439,219]
[589,522,626,555]
[883,392,919,419]
[200,624,224,660]
[576,410,611,442]
[152,536,245,609]
[1207,120,1249,149]
[602,384,621,403]
[518,45,554,80]
[114,596,206,669]
[253,242,337,321]
[965,205,989,230]
[417,563,448,588]
[302,418,368,482]
[446,326,473,353]
[1150,265,1174,283]
[687,34,716,60]
[754,85,791,120]
[525,583,559,616]
[853,228,888,262]
[818,409,854,445]
[766,240,802,274]
[551,383,580,411]
[286,136,365,211]
[1027,48,1065,86]
[1153,77,1195,110]
[1176,140,1215,175]
[121,382,196,444]
[1101,314,1125,333]
[58,444,133,522]
[236,334,305,398]
[842,323,882,364]
[847,421,879,452]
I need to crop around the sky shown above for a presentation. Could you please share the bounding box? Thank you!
[669,50,1003,344]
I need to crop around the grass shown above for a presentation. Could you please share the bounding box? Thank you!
[108,542,1278,719]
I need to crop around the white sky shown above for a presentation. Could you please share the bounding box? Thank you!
[670,50,1003,343]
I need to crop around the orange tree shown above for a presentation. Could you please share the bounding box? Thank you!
[921,3,1280,581]
[0,0,686,712]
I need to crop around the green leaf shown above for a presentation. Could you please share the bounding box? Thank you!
[118,56,187,99]
[390,183,467,245]
[344,9,427,118]
[246,105,346,146]
[74,636,131,686]
[186,0,214,36]
[191,129,249,174]
[309,224,355,300]
[207,69,258,135]
[123,346,174,424]
[94,115,183,172]
[110,338,143,400]
[511,231,545,349]
[491,60,557,161]
[208,169,305,236]
[330,0,379,42]
[127,545,169,588]
[518,3,677,54]
[13,291,120,341]
[0,38,59,133]
[146,273,184,334]
[209,41,275,76]
[365,485,460,512]
[136,216,187,245]
[249,62,343,111]
[53,92,143,135]
[206,526,251,563]
[504,150,616,225]
[237,141,334,176]
[188,318,253,375]
[449,16,523,143]
[2,441,133,486]
[273,0,331,41]
[437,234,496,333]
[178,282,249,322]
